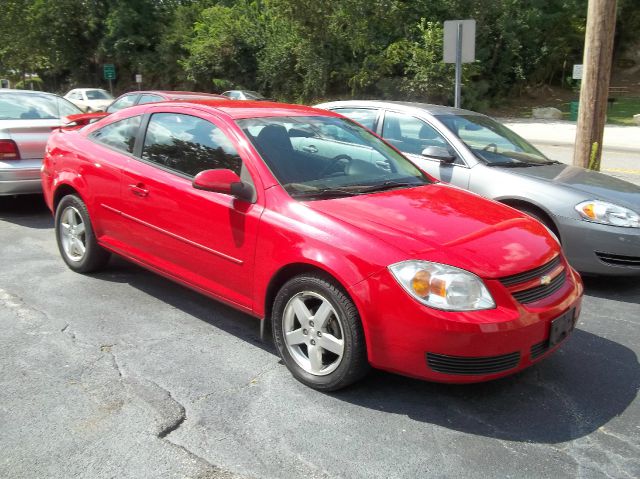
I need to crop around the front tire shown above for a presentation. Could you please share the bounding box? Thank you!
[272,274,369,391]
[55,195,110,273]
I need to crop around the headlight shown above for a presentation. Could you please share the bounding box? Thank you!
[388,261,495,311]
[575,200,639,228]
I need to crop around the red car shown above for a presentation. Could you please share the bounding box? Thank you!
[105,90,228,114]
[41,100,583,391]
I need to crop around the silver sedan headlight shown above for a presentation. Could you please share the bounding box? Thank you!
[388,261,495,311]
[575,200,639,228]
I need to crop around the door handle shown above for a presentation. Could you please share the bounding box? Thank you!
[302,145,318,153]
[128,183,149,197]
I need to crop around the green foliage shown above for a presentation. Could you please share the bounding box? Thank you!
[0,0,636,108]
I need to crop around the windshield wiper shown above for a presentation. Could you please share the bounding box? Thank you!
[487,162,538,168]
[289,188,363,200]
[353,181,421,193]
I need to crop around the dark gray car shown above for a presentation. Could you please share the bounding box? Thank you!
[315,100,640,276]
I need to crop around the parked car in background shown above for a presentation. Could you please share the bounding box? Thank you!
[1,89,82,195]
[106,90,228,114]
[64,88,114,112]
[316,100,640,276]
[221,90,271,101]
[42,99,582,391]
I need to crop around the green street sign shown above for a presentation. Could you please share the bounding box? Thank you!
[103,64,116,80]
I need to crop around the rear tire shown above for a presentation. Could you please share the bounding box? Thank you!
[272,274,369,391]
[55,195,110,273]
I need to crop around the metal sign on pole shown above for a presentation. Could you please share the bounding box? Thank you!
[103,64,116,96]
[443,19,476,109]
[135,74,142,90]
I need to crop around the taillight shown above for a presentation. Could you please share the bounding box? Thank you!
[0,140,20,160]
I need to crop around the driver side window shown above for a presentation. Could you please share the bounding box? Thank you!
[381,111,459,163]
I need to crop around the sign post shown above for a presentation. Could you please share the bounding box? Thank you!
[135,74,142,90]
[444,20,476,109]
[103,64,116,95]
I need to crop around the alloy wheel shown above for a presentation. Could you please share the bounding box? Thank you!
[59,206,87,262]
[282,291,345,376]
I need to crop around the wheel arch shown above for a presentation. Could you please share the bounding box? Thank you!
[497,198,561,240]
[263,262,355,326]
[52,182,86,212]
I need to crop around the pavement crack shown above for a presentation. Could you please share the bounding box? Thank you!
[195,362,280,402]
[100,344,123,379]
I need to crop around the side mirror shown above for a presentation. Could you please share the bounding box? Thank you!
[193,169,254,202]
[421,146,456,163]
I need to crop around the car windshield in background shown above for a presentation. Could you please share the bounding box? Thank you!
[244,91,265,100]
[237,115,431,200]
[85,89,112,100]
[436,114,555,167]
[0,92,81,120]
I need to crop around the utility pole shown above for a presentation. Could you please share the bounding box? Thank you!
[573,0,617,170]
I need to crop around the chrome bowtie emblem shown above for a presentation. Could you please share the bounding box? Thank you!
[540,275,552,285]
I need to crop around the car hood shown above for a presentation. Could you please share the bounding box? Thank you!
[501,163,640,210]
[305,184,559,279]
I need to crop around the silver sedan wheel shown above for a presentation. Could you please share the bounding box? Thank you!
[282,291,345,376]
[59,206,87,262]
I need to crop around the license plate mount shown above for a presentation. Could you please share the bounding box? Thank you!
[549,308,575,346]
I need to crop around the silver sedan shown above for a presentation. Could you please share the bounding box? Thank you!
[315,100,640,276]
[1,90,81,195]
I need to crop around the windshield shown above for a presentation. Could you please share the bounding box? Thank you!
[85,89,112,100]
[244,91,265,100]
[0,92,81,120]
[436,114,555,166]
[237,116,432,199]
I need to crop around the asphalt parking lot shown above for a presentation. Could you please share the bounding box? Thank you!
[1,195,639,479]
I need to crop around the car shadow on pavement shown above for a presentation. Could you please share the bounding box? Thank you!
[582,275,640,305]
[333,328,639,444]
[92,258,638,445]
[0,195,52,229]
[90,256,277,355]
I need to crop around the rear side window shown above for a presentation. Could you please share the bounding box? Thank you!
[90,116,141,154]
[334,108,378,131]
[141,113,241,177]
[107,94,138,113]
[137,94,164,105]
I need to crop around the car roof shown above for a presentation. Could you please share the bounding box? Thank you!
[0,89,59,96]
[317,100,483,117]
[141,99,338,120]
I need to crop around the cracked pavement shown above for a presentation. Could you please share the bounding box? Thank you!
[1,195,639,479]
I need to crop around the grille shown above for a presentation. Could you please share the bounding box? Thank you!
[595,252,640,268]
[426,351,520,375]
[499,256,561,287]
[511,270,566,304]
[530,341,549,360]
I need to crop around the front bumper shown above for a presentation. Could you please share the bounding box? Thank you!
[0,159,43,195]
[351,264,583,383]
[558,216,640,275]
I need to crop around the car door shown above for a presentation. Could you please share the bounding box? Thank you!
[118,107,263,310]
[379,110,471,188]
[84,115,143,241]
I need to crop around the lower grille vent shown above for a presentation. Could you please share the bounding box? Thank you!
[530,341,549,359]
[426,351,520,375]
[595,252,640,268]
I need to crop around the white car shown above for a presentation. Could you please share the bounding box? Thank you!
[64,88,113,112]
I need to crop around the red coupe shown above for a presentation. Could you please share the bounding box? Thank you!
[41,100,583,390]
